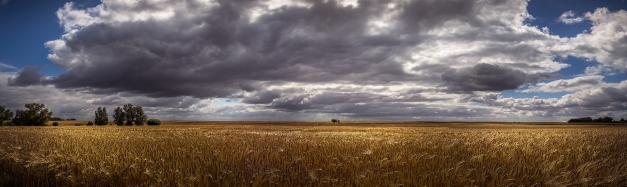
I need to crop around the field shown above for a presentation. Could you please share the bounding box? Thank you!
[1,121,627,186]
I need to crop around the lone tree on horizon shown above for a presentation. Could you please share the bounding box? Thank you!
[12,103,52,126]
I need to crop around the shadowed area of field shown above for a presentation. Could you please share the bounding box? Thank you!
[1,121,627,186]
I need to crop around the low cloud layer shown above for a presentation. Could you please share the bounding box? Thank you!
[3,0,627,121]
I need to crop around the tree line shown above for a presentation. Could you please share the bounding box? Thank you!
[0,103,160,126]
[568,117,626,123]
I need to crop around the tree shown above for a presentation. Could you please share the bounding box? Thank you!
[620,118,625,122]
[94,107,109,125]
[0,105,13,122]
[568,117,592,123]
[123,103,136,126]
[133,106,147,125]
[113,107,125,126]
[12,103,52,126]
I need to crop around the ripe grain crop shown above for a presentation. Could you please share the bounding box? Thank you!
[0,122,626,186]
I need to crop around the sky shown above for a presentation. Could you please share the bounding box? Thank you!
[1,0,626,122]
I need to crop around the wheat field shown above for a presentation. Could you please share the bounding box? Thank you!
[1,121,626,186]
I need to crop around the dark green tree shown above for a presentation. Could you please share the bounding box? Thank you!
[12,103,52,126]
[123,103,135,126]
[113,107,125,126]
[94,107,109,125]
[0,105,14,123]
[133,106,147,125]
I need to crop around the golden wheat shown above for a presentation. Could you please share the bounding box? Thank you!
[0,122,626,186]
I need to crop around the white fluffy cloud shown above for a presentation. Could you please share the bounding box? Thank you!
[557,10,584,24]
[568,8,627,70]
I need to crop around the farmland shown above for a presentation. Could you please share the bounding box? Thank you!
[1,121,627,186]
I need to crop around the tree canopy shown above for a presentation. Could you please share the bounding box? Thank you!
[12,103,52,126]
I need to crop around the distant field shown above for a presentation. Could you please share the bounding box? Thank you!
[1,121,626,186]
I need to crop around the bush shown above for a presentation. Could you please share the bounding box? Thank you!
[74,123,82,126]
[147,119,161,126]
[50,117,65,121]
[52,122,59,126]
[86,121,94,126]
[1,121,13,126]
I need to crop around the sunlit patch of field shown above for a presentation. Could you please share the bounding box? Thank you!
[1,121,627,186]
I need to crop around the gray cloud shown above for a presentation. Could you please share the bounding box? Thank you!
[522,75,606,93]
[42,0,554,99]
[441,63,558,92]
[558,82,627,110]
[7,66,45,87]
[44,0,419,98]
[3,0,625,122]
[241,90,281,104]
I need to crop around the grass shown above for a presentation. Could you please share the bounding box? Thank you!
[1,121,626,186]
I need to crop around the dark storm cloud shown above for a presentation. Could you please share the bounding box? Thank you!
[241,90,281,104]
[441,63,558,92]
[45,0,420,98]
[7,66,45,87]
[43,0,524,99]
[398,0,477,33]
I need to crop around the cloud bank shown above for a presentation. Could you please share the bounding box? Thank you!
[3,0,627,121]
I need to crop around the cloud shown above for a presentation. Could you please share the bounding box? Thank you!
[0,62,16,70]
[1,0,622,121]
[0,71,210,120]
[441,63,559,92]
[1,0,9,5]
[521,75,607,93]
[583,65,617,76]
[42,0,569,99]
[557,80,627,110]
[557,11,584,24]
[7,66,45,87]
[466,80,627,119]
[241,90,281,104]
[568,8,627,70]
